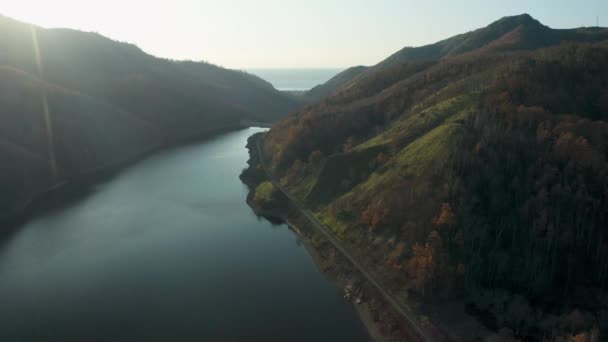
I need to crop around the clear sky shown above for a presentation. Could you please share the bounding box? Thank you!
[2,0,607,69]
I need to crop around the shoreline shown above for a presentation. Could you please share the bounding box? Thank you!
[240,134,428,342]
[243,185,428,342]
[0,123,259,230]
[241,133,504,341]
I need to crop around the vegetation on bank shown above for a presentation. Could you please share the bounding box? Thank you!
[260,14,608,340]
[253,181,276,205]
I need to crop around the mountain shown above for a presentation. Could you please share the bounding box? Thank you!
[0,14,299,217]
[305,14,608,101]
[251,15,608,340]
[304,65,368,102]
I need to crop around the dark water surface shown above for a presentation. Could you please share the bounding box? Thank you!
[0,128,369,342]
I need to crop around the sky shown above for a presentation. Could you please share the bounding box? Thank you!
[2,0,607,69]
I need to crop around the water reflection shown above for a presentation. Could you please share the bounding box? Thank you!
[0,128,369,342]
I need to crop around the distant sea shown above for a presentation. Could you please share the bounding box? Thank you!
[248,68,344,91]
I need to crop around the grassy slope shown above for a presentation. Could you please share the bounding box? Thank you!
[317,94,475,238]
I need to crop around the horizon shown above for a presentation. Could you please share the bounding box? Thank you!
[3,0,607,69]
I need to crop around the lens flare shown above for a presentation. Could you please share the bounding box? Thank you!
[30,25,58,180]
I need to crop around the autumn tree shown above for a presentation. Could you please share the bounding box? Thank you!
[361,203,388,231]
[433,203,455,226]
[408,242,435,295]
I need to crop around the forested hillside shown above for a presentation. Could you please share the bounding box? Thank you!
[304,65,368,102]
[0,14,299,217]
[305,13,608,102]
[257,14,608,340]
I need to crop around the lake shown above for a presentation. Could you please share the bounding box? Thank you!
[248,68,344,91]
[0,128,370,341]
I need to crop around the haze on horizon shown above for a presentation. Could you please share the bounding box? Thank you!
[3,0,607,69]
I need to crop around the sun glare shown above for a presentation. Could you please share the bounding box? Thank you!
[3,2,79,28]
[2,1,145,35]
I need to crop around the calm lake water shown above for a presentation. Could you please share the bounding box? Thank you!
[248,68,344,91]
[0,128,369,341]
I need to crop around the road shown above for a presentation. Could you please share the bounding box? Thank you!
[254,135,434,342]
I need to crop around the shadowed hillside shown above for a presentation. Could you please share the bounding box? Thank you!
[254,14,608,340]
[0,14,299,217]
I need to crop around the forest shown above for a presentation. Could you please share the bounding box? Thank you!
[259,22,608,339]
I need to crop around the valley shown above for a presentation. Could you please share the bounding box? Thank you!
[1,8,607,341]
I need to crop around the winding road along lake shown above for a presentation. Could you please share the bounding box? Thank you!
[0,128,369,341]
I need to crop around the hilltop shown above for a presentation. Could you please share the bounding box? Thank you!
[306,14,608,100]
